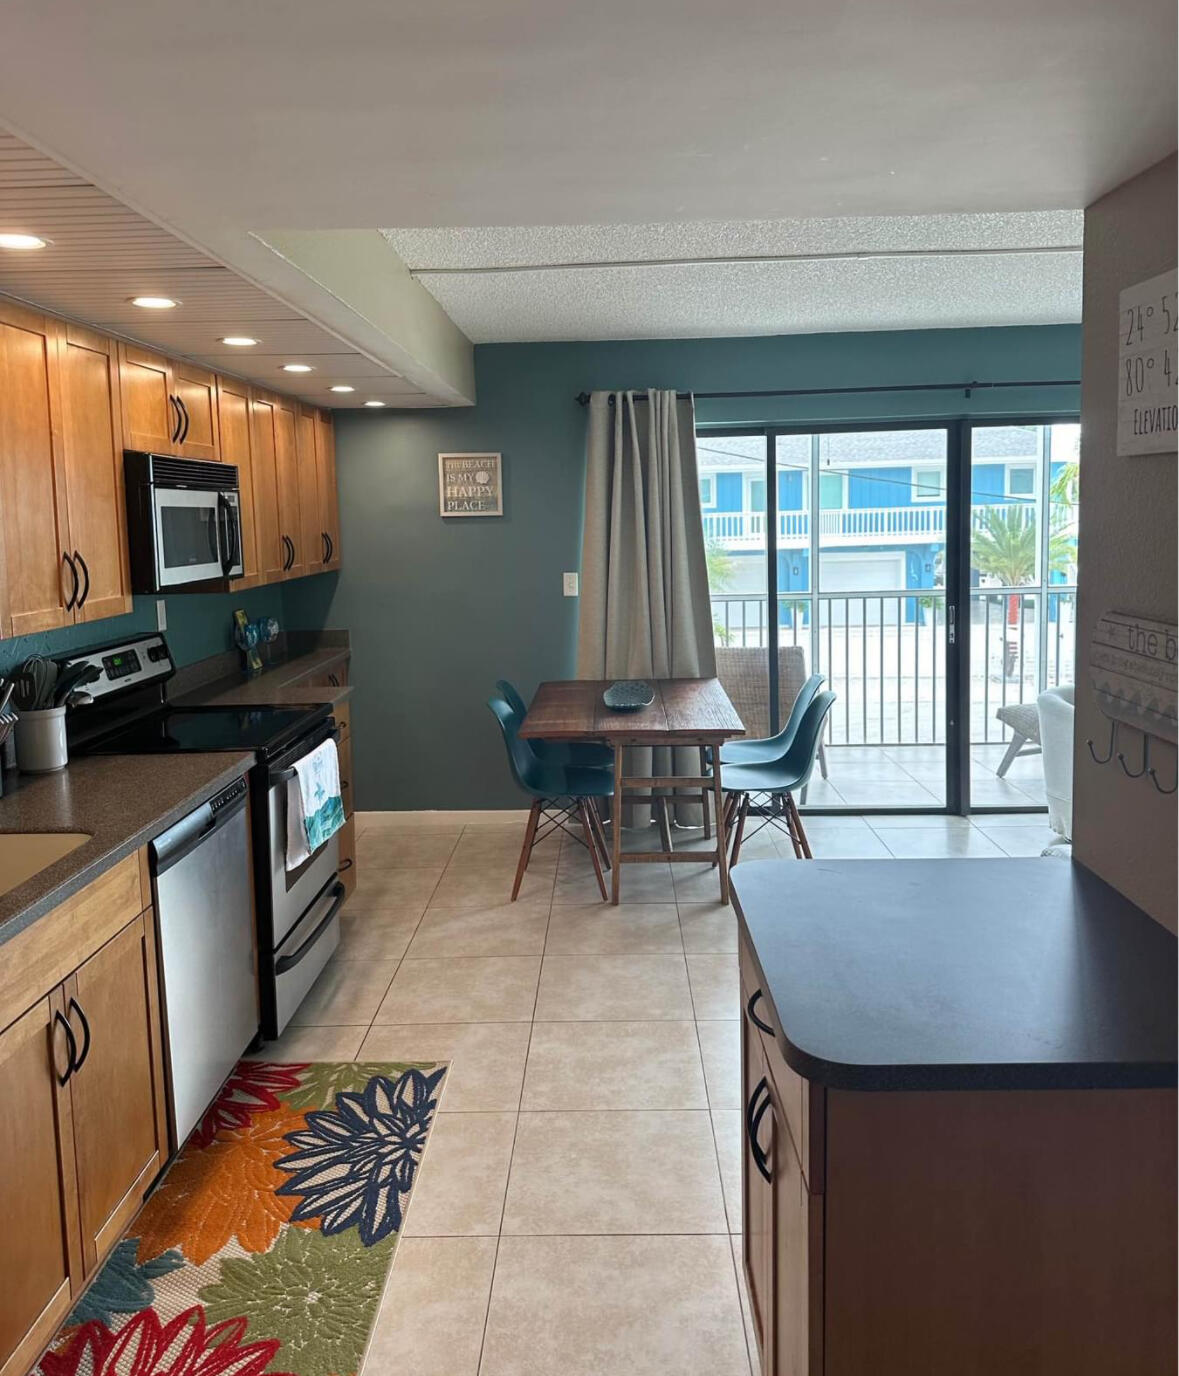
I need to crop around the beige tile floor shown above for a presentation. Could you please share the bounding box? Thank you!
[260,805,1059,1376]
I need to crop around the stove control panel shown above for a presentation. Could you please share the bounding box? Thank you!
[54,632,175,702]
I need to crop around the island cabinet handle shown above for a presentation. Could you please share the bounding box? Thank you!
[68,997,92,1072]
[747,989,774,1035]
[746,1077,773,1183]
[53,1010,79,1085]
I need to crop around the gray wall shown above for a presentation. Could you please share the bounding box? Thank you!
[1072,155,1178,930]
[285,326,1080,812]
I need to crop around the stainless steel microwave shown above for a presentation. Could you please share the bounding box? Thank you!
[124,452,245,592]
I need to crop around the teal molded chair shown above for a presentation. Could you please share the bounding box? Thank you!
[488,695,614,900]
[496,679,615,770]
[721,690,837,862]
[720,671,825,805]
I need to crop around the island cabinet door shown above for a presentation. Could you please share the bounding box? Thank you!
[767,1074,823,1376]
[0,993,82,1376]
[64,912,167,1276]
[742,1009,776,1372]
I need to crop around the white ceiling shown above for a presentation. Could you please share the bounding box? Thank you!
[383,212,1084,341]
[0,0,1173,371]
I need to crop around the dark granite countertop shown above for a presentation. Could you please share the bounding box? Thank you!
[733,858,1178,1092]
[0,752,254,948]
[173,647,352,709]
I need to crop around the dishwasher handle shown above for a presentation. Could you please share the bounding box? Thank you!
[151,777,249,876]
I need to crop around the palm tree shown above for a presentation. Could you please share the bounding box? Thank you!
[705,537,736,644]
[972,506,1075,674]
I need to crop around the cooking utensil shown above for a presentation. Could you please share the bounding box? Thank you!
[14,655,54,711]
[53,661,101,707]
[0,679,13,717]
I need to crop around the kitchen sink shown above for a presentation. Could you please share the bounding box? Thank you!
[0,832,91,898]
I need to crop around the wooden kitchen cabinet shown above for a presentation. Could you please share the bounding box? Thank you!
[337,732,354,819]
[297,405,325,573]
[217,375,260,585]
[0,299,72,637]
[337,816,356,901]
[249,390,288,582]
[118,344,220,462]
[0,852,168,1376]
[316,409,341,571]
[273,395,303,578]
[0,994,81,1376]
[65,912,167,1272]
[58,325,133,623]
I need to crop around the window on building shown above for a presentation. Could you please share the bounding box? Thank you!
[911,466,944,502]
[698,474,716,507]
[1006,464,1036,498]
[748,477,767,512]
[818,471,846,509]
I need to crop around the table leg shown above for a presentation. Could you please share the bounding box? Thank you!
[611,744,624,904]
[712,747,730,905]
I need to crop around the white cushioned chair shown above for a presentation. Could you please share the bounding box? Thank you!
[1037,685,1075,840]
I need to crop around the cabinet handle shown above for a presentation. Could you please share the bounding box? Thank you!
[62,551,79,611]
[321,531,329,563]
[747,989,774,1035]
[53,1009,78,1085]
[283,534,295,570]
[327,532,335,562]
[746,1076,773,1183]
[74,551,90,610]
[67,997,92,1072]
[338,857,353,872]
[169,395,180,443]
[177,396,190,445]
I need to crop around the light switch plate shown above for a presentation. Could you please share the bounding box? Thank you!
[563,572,579,597]
[156,599,167,631]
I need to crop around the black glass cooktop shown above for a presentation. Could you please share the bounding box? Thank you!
[80,704,328,759]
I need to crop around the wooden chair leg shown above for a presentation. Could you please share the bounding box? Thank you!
[513,799,542,900]
[588,800,611,869]
[786,793,813,859]
[578,799,608,900]
[699,746,711,839]
[657,796,674,853]
[730,793,751,866]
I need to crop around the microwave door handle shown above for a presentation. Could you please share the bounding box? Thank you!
[217,494,234,575]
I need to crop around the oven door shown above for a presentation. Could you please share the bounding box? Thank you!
[267,724,342,948]
[152,486,230,587]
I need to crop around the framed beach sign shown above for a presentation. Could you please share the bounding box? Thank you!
[438,452,503,516]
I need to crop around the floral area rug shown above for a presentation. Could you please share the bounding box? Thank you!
[39,1058,447,1376]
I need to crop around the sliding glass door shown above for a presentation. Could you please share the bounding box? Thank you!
[698,415,1079,814]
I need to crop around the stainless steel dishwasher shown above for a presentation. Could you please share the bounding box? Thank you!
[150,775,259,1152]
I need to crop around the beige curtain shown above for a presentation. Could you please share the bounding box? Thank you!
[577,389,716,825]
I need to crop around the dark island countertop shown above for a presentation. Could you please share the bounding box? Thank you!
[173,647,352,709]
[0,751,255,948]
[733,857,1178,1092]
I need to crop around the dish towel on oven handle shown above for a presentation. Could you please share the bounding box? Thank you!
[285,737,345,870]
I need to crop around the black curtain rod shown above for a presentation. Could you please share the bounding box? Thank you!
[574,379,1080,406]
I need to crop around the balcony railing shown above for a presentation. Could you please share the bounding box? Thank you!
[710,590,1076,748]
[702,503,1016,549]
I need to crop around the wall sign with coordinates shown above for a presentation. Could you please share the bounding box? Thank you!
[1117,269,1178,457]
[438,452,503,516]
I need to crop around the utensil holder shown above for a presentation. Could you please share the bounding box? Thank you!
[16,706,69,773]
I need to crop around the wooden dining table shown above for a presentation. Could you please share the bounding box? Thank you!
[519,678,746,904]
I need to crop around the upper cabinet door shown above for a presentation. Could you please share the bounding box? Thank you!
[171,361,220,463]
[58,325,132,623]
[0,994,83,1376]
[297,405,324,572]
[0,300,73,638]
[316,410,341,570]
[217,376,259,585]
[273,397,304,578]
[118,343,176,454]
[249,391,286,582]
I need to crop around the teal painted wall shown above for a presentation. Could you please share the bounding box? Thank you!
[283,325,1081,812]
[0,584,288,680]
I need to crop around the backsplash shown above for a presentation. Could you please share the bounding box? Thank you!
[0,585,287,678]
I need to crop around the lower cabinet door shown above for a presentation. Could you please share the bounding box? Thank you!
[65,914,167,1274]
[338,816,357,901]
[742,1012,776,1372]
[0,993,82,1376]
[769,1076,820,1376]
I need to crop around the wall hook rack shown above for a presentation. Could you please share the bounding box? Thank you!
[1117,732,1149,778]
[1148,762,1178,796]
[1086,717,1117,765]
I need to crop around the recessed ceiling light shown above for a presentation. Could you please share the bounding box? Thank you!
[329,385,355,393]
[220,335,260,347]
[282,363,314,373]
[363,400,387,408]
[130,295,179,309]
[0,232,47,250]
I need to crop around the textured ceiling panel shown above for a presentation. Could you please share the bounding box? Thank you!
[0,131,432,407]
[383,211,1083,270]
[407,250,1082,343]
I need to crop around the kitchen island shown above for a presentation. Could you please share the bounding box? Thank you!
[733,857,1177,1376]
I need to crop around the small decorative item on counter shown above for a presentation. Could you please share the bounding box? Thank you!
[16,706,69,773]
[259,616,281,666]
[234,608,263,676]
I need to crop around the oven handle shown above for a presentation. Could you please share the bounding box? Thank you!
[271,725,339,784]
[275,882,346,974]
